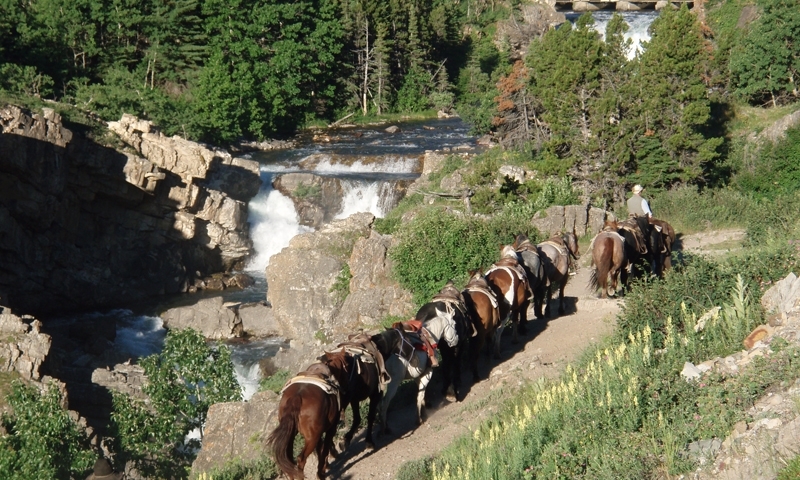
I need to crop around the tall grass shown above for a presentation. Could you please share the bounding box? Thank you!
[396,249,800,480]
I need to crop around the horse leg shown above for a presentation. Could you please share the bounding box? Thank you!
[364,392,381,449]
[557,280,567,315]
[296,431,316,480]
[517,295,530,337]
[470,332,485,380]
[416,369,433,425]
[492,326,503,359]
[343,399,360,449]
[317,421,339,480]
[439,345,455,399]
[378,376,400,435]
[543,285,552,318]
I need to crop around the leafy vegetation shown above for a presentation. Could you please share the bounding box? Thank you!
[0,381,95,480]
[111,328,241,479]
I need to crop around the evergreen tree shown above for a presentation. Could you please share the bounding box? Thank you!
[630,5,722,188]
[730,0,800,106]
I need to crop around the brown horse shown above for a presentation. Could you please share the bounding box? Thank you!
[485,245,531,344]
[537,230,580,317]
[462,270,501,379]
[588,221,628,298]
[649,217,676,276]
[266,350,350,480]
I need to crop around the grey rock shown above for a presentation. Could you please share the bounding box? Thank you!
[191,390,280,476]
[681,361,703,382]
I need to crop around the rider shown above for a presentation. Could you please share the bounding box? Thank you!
[627,184,652,218]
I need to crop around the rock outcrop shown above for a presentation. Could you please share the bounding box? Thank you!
[531,204,614,238]
[0,106,262,316]
[0,306,51,381]
[191,390,280,475]
[160,297,279,339]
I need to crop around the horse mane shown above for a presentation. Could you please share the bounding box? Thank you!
[500,244,517,259]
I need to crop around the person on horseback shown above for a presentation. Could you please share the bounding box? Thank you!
[627,184,652,218]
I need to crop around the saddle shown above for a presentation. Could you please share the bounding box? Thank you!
[391,320,439,367]
[464,277,499,309]
[337,333,392,391]
[619,218,648,254]
[281,363,341,409]
[515,238,538,253]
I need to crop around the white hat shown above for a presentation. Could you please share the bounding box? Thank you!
[632,184,643,194]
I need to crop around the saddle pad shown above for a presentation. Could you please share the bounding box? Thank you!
[465,285,498,309]
[281,375,338,396]
[539,240,568,257]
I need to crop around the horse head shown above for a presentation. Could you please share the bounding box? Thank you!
[320,348,350,384]
[513,233,531,250]
[602,219,619,232]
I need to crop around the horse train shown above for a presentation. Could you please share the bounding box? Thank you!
[266,214,673,479]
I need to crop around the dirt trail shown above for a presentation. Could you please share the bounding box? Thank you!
[324,257,620,479]
[304,229,744,479]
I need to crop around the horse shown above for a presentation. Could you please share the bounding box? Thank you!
[266,350,351,480]
[588,220,628,298]
[334,333,388,450]
[536,230,580,317]
[413,281,471,401]
[369,328,435,434]
[485,244,531,343]
[648,217,676,277]
[618,215,652,277]
[513,233,546,319]
[462,270,502,379]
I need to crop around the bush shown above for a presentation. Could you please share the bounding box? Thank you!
[198,456,279,480]
[0,381,95,480]
[111,328,242,479]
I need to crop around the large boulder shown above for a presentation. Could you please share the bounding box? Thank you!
[332,231,415,329]
[0,306,51,381]
[0,107,262,316]
[531,204,613,238]
[160,297,279,339]
[265,213,374,345]
[191,390,280,476]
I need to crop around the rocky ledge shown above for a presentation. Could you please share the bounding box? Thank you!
[0,106,262,316]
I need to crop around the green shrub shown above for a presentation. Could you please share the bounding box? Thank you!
[111,328,242,479]
[374,193,424,235]
[0,381,95,480]
[197,456,278,480]
[330,264,352,304]
[778,455,800,480]
[259,369,291,395]
[649,186,758,233]
[293,182,321,199]
[427,155,466,188]
[735,126,800,199]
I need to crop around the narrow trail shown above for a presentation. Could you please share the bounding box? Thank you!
[327,258,620,479]
[302,229,744,479]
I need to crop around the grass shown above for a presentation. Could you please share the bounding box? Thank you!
[0,371,21,412]
[395,237,800,480]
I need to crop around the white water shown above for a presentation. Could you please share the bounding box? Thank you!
[245,167,313,274]
[569,11,659,60]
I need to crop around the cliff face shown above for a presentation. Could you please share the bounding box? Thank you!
[0,106,262,316]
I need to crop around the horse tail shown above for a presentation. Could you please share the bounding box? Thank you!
[589,264,600,292]
[267,394,303,479]
[590,237,610,293]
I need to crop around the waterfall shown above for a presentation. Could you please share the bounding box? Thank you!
[245,168,313,274]
[568,11,659,60]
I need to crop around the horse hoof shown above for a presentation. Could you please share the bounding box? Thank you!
[366,440,376,450]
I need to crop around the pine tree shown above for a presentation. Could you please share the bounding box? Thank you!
[730,0,800,106]
[629,5,722,188]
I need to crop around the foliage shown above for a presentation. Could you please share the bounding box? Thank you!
[373,193,424,235]
[111,328,241,479]
[293,182,321,199]
[330,264,352,305]
[259,369,291,395]
[734,126,800,199]
[730,0,800,106]
[426,154,466,188]
[196,456,278,480]
[396,269,800,480]
[0,381,95,480]
[778,455,800,480]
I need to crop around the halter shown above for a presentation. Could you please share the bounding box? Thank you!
[393,328,418,364]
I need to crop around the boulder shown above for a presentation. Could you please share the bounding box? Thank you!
[761,273,800,316]
[532,204,611,238]
[332,231,414,329]
[158,297,281,340]
[191,390,280,476]
[265,213,374,345]
[0,307,51,381]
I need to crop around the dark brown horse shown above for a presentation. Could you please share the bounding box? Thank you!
[266,350,350,480]
[588,220,628,298]
[335,334,387,450]
[462,270,502,379]
[649,217,676,277]
[485,245,531,344]
[513,233,546,320]
[537,230,580,317]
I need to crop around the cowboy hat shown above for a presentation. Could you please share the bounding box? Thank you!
[86,458,123,480]
[632,184,644,194]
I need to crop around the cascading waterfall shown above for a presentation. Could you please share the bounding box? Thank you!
[568,11,659,59]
